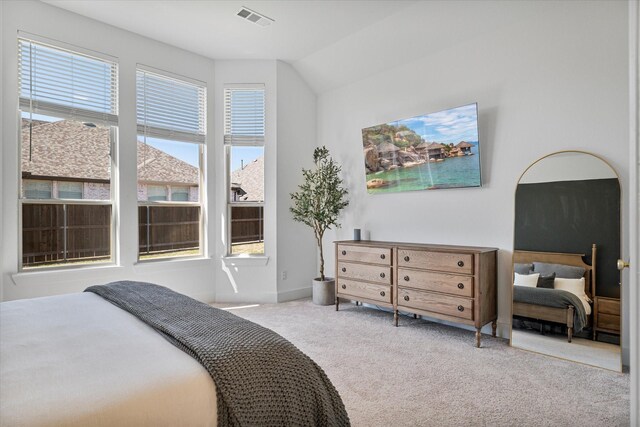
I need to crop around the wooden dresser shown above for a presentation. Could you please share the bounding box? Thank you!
[335,240,498,347]
[593,296,621,340]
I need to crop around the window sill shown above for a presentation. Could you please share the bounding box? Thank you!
[11,264,125,287]
[221,255,269,267]
[133,256,213,271]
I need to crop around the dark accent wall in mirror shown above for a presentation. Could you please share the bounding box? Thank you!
[515,178,620,298]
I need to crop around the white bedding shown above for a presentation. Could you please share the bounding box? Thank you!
[0,292,217,427]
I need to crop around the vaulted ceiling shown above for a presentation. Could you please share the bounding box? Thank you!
[43,0,547,94]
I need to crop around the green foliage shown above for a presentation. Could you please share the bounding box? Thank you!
[290,146,349,281]
[362,123,423,148]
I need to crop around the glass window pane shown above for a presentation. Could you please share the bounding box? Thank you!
[137,137,200,202]
[138,205,200,260]
[229,146,264,203]
[58,181,83,199]
[230,206,264,255]
[21,113,111,201]
[171,186,190,202]
[147,185,167,201]
[23,180,52,199]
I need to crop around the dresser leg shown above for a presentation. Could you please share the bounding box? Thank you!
[413,313,417,319]
[491,321,497,337]
[394,310,398,327]
[475,328,481,348]
[568,327,573,343]
[335,297,339,311]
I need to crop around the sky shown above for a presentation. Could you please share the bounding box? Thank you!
[392,103,479,144]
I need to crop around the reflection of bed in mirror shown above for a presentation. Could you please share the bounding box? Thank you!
[512,246,595,343]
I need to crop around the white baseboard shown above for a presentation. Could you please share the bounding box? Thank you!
[277,286,312,302]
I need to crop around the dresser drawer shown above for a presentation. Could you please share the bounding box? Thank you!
[598,298,620,316]
[398,269,473,298]
[397,249,473,275]
[597,313,620,332]
[338,262,391,284]
[398,287,473,320]
[337,244,391,265]
[337,279,391,304]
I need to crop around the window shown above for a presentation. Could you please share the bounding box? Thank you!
[136,67,206,260]
[58,182,83,199]
[224,85,265,255]
[171,186,190,202]
[23,180,52,199]
[18,37,117,269]
[147,185,168,201]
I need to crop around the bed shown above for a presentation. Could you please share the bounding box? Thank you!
[512,245,595,343]
[0,281,349,427]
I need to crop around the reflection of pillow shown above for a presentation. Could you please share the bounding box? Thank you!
[554,277,591,315]
[514,272,539,287]
[537,272,556,289]
[514,263,533,275]
[533,262,585,279]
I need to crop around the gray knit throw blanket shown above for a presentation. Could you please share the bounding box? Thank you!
[86,281,350,427]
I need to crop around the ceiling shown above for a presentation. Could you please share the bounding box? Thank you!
[42,0,545,94]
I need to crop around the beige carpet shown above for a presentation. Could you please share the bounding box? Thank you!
[217,299,629,427]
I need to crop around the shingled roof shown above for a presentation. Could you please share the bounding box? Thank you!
[231,156,264,202]
[21,119,198,185]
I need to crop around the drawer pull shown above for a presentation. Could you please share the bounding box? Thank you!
[341,267,346,273]
[457,305,464,312]
[341,250,346,255]
[404,256,410,262]
[404,275,410,281]
[380,291,386,297]
[380,254,386,260]
[341,284,346,289]
[457,260,464,267]
[457,283,464,289]
[404,295,410,301]
[380,272,386,278]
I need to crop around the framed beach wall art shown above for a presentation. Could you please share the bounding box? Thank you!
[362,103,481,194]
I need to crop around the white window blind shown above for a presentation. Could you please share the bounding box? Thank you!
[224,86,265,145]
[18,38,118,125]
[137,69,206,144]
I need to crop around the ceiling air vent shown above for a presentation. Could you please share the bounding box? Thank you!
[237,7,274,27]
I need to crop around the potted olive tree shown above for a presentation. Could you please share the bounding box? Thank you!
[290,146,349,305]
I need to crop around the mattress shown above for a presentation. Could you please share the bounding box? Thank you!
[0,292,217,426]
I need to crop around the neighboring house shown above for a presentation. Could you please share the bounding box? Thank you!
[230,156,264,202]
[20,119,199,201]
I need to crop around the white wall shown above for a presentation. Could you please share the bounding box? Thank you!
[316,1,630,362]
[276,61,317,301]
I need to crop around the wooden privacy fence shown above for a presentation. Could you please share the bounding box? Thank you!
[138,205,200,255]
[22,203,111,267]
[22,203,263,266]
[231,206,264,244]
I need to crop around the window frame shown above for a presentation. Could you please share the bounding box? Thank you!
[136,65,206,262]
[17,34,118,271]
[224,84,265,257]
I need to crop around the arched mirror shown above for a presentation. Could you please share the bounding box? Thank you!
[511,151,621,371]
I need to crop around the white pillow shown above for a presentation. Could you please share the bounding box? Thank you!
[554,277,592,315]
[514,272,539,287]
